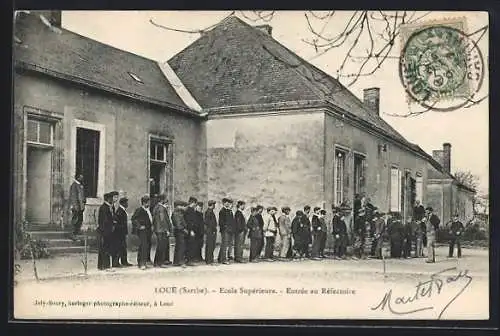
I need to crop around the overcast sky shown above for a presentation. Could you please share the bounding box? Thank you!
[61,11,489,194]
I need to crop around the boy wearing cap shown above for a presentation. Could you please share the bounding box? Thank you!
[184,197,198,265]
[194,201,205,262]
[218,198,236,264]
[204,200,218,265]
[131,195,153,270]
[448,214,465,258]
[425,207,440,263]
[332,207,347,259]
[255,205,265,258]
[263,207,279,261]
[171,200,188,266]
[311,207,322,260]
[247,207,261,262]
[302,206,312,258]
[112,197,132,267]
[153,194,173,267]
[97,192,115,271]
[234,201,247,263]
[278,207,292,260]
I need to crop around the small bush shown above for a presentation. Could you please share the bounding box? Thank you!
[436,218,488,243]
[15,221,51,260]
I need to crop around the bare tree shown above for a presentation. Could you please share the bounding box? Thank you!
[454,170,482,215]
[149,10,488,116]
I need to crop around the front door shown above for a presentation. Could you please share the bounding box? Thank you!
[26,146,52,224]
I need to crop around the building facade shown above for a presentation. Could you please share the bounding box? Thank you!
[13,11,206,233]
[426,143,476,225]
[169,16,432,224]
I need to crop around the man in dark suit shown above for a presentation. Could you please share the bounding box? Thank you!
[448,214,465,258]
[194,201,205,262]
[183,197,198,265]
[332,207,348,259]
[153,194,173,267]
[302,206,312,258]
[217,198,236,264]
[311,207,322,260]
[247,207,261,262]
[131,195,153,270]
[204,200,218,265]
[172,200,189,267]
[234,200,247,263]
[255,205,265,258]
[69,173,86,238]
[112,197,132,267]
[97,192,114,271]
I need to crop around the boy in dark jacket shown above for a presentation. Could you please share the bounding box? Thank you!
[332,207,348,259]
[204,200,218,265]
[448,214,465,258]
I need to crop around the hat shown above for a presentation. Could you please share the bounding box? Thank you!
[222,198,233,204]
[208,200,216,206]
[281,206,291,212]
[119,197,128,205]
[109,191,119,196]
[103,192,112,199]
[174,200,186,207]
[426,206,433,211]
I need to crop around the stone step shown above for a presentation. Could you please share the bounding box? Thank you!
[27,231,73,240]
[45,239,85,248]
[47,246,88,255]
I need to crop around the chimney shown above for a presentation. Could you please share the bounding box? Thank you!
[37,10,62,27]
[442,142,451,173]
[363,87,380,115]
[255,24,272,36]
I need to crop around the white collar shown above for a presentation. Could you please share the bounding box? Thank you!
[74,179,81,185]
[143,206,151,212]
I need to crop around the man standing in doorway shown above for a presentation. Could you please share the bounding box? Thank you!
[69,173,86,239]
[425,207,440,263]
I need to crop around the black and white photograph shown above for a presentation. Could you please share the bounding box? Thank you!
[12,10,490,320]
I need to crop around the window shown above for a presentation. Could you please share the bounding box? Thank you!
[150,141,169,162]
[27,118,53,146]
[76,127,100,198]
[354,154,366,195]
[334,149,346,205]
[415,174,423,203]
[149,138,172,202]
[390,166,401,212]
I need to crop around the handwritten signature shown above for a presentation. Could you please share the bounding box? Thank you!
[371,267,472,319]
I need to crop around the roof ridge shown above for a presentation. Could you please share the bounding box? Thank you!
[239,20,411,142]
[22,13,162,64]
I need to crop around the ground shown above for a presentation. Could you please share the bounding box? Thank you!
[13,246,489,320]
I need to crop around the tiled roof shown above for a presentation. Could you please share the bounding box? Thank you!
[14,12,191,112]
[168,16,410,143]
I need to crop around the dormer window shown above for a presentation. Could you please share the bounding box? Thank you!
[128,72,143,83]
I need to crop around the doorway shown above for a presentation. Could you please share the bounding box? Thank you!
[26,146,52,224]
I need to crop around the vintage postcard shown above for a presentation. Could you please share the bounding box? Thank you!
[12,10,489,321]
